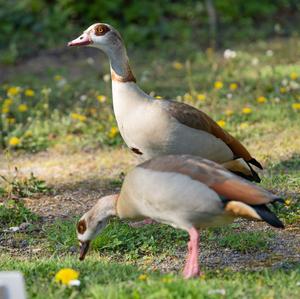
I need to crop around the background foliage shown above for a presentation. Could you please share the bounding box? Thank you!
[1,0,300,63]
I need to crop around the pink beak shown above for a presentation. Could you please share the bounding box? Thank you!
[68,33,93,47]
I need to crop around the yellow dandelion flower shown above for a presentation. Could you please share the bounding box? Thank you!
[138,274,148,281]
[7,86,21,97]
[197,93,206,101]
[183,93,193,101]
[172,61,183,70]
[292,103,300,110]
[224,109,234,116]
[229,83,238,91]
[97,95,107,103]
[18,104,28,112]
[256,96,267,104]
[3,98,13,106]
[24,131,33,137]
[242,107,252,114]
[7,118,15,125]
[8,137,20,146]
[155,96,162,99]
[71,113,87,122]
[54,75,63,81]
[290,72,298,80]
[217,120,226,128]
[2,106,10,114]
[161,277,173,283]
[108,126,119,139]
[24,89,35,97]
[285,199,291,206]
[239,122,249,129]
[55,268,79,285]
[280,87,287,94]
[214,81,223,90]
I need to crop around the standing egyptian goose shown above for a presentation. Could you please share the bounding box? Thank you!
[77,155,284,278]
[68,23,263,182]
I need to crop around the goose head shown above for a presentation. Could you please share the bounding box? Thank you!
[68,23,123,53]
[76,194,117,261]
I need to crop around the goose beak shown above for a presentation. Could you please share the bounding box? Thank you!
[68,33,93,47]
[79,241,90,261]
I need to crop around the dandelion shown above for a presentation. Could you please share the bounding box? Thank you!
[214,81,223,90]
[8,137,20,146]
[2,106,9,113]
[290,72,298,81]
[97,95,107,103]
[183,93,193,101]
[138,274,148,281]
[3,98,13,106]
[2,98,13,113]
[256,96,267,104]
[18,104,28,112]
[55,268,80,286]
[285,199,291,206]
[108,126,119,139]
[229,83,238,91]
[217,120,226,128]
[239,122,249,129]
[197,93,206,101]
[242,107,252,114]
[7,86,21,97]
[224,109,234,116]
[54,75,63,81]
[292,103,300,110]
[41,87,52,96]
[172,61,183,70]
[24,131,33,137]
[155,96,162,99]
[7,118,15,125]
[71,113,87,122]
[161,277,173,283]
[24,89,35,97]
[280,87,287,94]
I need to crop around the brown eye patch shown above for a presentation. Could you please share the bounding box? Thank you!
[94,24,110,36]
[77,219,87,234]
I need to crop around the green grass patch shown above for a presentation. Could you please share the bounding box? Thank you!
[0,255,299,299]
[0,200,39,227]
[208,227,275,253]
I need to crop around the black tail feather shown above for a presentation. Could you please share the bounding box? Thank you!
[248,158,263,170]
[252,204,284,228]
[231,170,261,183]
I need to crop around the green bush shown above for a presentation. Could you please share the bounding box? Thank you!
[2,0,300,62]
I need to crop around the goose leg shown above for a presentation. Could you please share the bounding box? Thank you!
[183,227,201,279]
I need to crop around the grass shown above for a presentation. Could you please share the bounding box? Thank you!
[0,36,300,298]
[0,255,299,299]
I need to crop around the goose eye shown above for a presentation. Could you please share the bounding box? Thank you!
[94,25,110,36]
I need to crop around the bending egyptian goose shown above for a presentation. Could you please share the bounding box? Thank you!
[77,155,284,278]
[68,23,263,182]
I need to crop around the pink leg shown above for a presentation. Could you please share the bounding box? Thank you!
[129,218,155,228]
[183,227,201,279]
